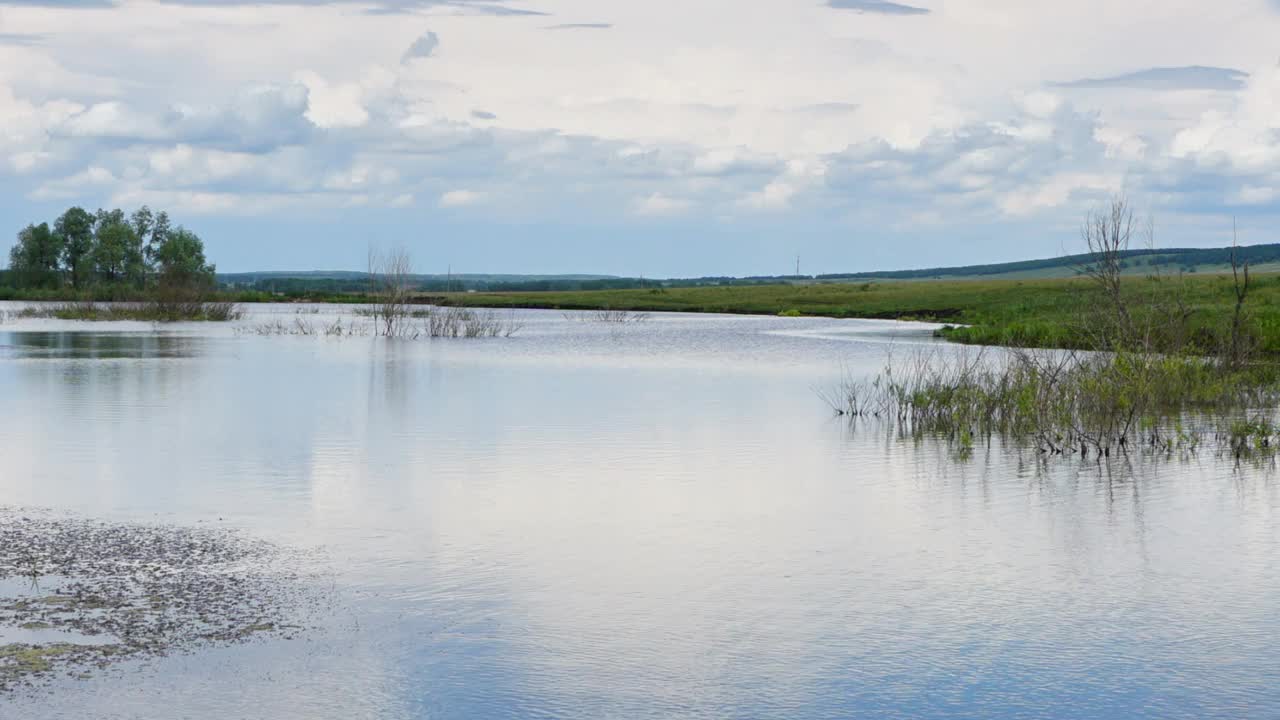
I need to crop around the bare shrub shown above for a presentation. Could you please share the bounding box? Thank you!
[1079,197,1136,343]
[1072,196,1254,362]
[1224,220,1254,369]
[423,306,522,338]
[325,317,368,337]
[368,246,415,337]
[594,308,649,323]
[562,308,650,324]
[240,316,366,337]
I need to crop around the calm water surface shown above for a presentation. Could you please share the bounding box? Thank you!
[1,304,1277,719]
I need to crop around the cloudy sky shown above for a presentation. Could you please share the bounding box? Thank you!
[1,0,1279,275]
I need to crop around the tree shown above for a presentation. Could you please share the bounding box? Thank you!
[91,210,136,284]
[130,206,154,265]
[54,207,95,289]
[154,227,215,290]
[6,205,214,293]
[368,245,413,336]
[90,208,148,286]
[145,210,171,266]
[8,223,64,288]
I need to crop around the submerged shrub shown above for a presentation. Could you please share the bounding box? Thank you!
[423,306,521,338]
[559,308,650,324]
[240,317,369,337]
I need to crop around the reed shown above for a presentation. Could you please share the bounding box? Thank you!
[823,347,1280,459]
[17,300,241,321]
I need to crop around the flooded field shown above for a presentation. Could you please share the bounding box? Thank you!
[1,304,1277,719]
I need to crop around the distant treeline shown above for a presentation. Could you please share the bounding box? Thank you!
[818,244,1280,280]
[3,206,216,296]
[218,274,811,297]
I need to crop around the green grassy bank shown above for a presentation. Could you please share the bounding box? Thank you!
[9,274,1280,356]
[433,274,1280,356]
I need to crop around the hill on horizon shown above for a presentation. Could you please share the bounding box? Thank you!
[816,243,1280,281]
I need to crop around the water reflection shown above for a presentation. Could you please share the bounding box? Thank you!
[1,309,1278,719]
[0,331,205,360]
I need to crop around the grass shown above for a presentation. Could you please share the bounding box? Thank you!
[435,273,1280,356]
[1,644,77,678]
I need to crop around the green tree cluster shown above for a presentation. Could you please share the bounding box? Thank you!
[6,206,215,291]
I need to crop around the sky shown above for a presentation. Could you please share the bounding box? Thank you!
[1,0,1279,276]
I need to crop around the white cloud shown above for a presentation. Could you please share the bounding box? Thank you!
[1230,185,1277,205]
[31,164,117,200]
[1020,91,1063,119]
[1170,62,1280,172]
[60,101,165,139]
[739,158,827,211]
[10,150,50,173]
[631,192,692,216]
[738,181,796,211]
[147,145,257,181]
[439,189,483,207]
[295,71,371,129]
[998,172,1123,216]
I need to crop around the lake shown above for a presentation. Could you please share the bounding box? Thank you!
[1,304,1277,719]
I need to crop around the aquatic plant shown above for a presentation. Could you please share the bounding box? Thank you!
[822,347,1280,460]
[242,307,520,340]
[16,300,241,322]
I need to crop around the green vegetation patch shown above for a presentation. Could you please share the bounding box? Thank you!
[821,348,1280,460]
[439,273,1280,357]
